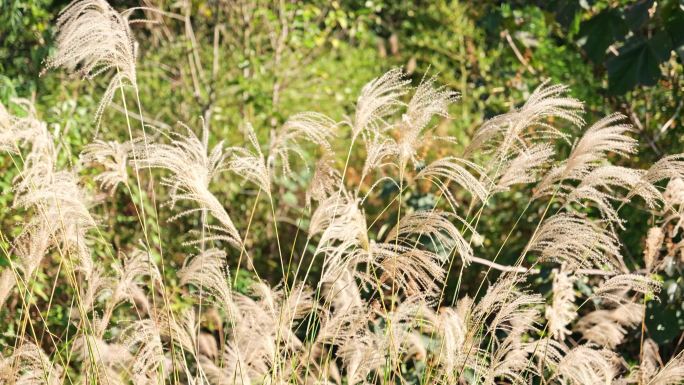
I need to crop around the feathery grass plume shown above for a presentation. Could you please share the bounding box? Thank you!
[313,306,371,356]
[13,126,97,278]
[396,76,459,168]
[524,337,568,377]
[528,213,622,271]
[337,327,388,385]
[228,123,272,196]
[575,302,643,348]
[249,282,314,350]
[77,267,113,316]
[478,292,543,384]
[197,332,219,360]
[644,226,665,271]
[385,210,476,265]
[486,290,542,340]
[369,242,445,296]
[664,177,684,207]
[380,295,433,363]
[423,306,470,379]
[206,288,295,383]
[552,345,618,385]
[209,282,315,383]
[640,338,663,381]
[0,270,15,311]
[321,267,364,312]
[200,351,253,385]
[643,154,684,185]
[647,351,684,385]
[482,332,533,385]
[44,0,138,124]
[359,134,399,190]
[178,248,235,315]
[496,143,555,191]
[565,165,663,226]
[309,189,368,248]
[0,99,45,153]
[591,273,661,304]
[72,335,132,382]
[121,319,165,384]
[466,81,583,160]
[136,123,242,248]
[352,68,410,138]
[415,156,488,207]
[536,113,636,197]
[154,308,199,356]
[104,248,161,323]
[81,139,135,191]
[545,267,577,340]
[305,152,341,207]
[1,342,62,385]
[12,43,684,385]
[268,112,336,176]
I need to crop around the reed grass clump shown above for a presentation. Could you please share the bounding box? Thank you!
[1,1,683,384]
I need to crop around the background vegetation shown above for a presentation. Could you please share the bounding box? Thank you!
[1,0,683,373]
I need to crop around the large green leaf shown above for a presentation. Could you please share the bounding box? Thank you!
[606,32,672,94]
[663,2,684,60]
[579,8,628,62]
[624,0,655,31]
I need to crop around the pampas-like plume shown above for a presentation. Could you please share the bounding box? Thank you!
[385,210,476,265]
[565,165,662,225]
[466,81,583,160]
[496,143,555,191]
[269,112,335,176]
[337,328,388,385]
[396,76,459,168]
[352,68,410,138]
[591,273,661,305]
[545,267,577,340]
[575,302,643,349]
[424,306,471,379]
[14,149,97,278]
[415,156,488,206]
[44,0,138,123]
[528,213,622,271]
[647,350,684,385]
[228,123,271,196]
[664,177,684,207]
[0,100,44,153]
[12,42,684,385]
[552,345,618,385]
[107,248,160,317]
[644,226,665,271]
[371,242,446,296]
[360,134,399,187]
[121,319,165,384]
[81,139,135,191]
[178,248,234,313]
[0,342,62,385]
[643,154,684,185]
[136,124,242,248]
[309,190,368,248]
[305,152,341,207]
[321,268,365,313]
[536,113,636,197]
